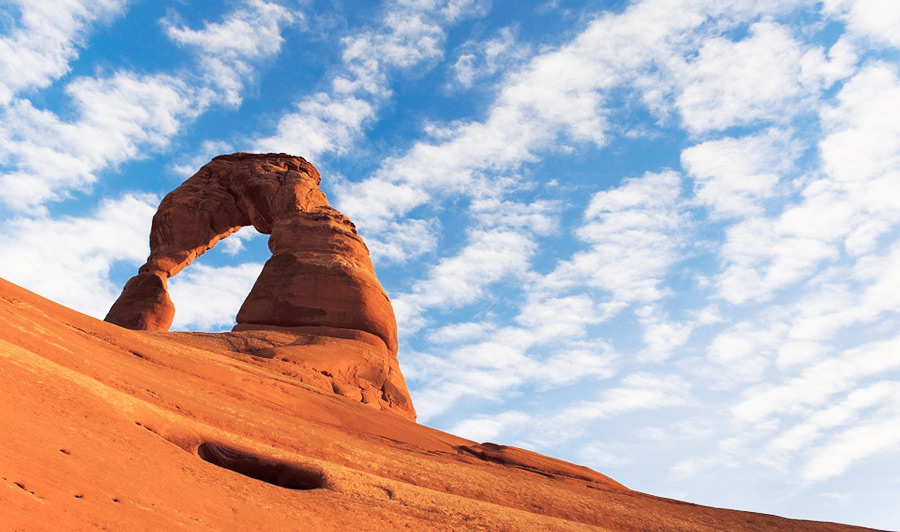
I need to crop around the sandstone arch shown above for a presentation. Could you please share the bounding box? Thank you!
[104,153,397,354]
[105,153,414,419]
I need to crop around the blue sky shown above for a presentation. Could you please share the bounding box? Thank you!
[1,0,898,528]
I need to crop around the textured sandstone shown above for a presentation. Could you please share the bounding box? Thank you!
[104,153,411,419]
[1,276,883,532]
[236,208,397,354]
[104,271,175,331]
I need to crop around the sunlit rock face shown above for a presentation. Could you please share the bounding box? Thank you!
[235,205,398,356]
[104,153,413,419]
[1,274,878,531]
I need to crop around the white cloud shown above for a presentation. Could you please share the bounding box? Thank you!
[798,36,858,90]
[543,171,685,307]
[451,410,531,442]
[443,372,690,450]
[170,139,235,177]
[407,324,618,422]
[638,419,715,442]
[470,197,559,235]
[394,228,536,333]
[681,128,798,219]
[426,320,497,344]
[168,262,265,331]
[0,193,157,317]
[763,381,899,471]
[164,0,294,57]
[254,0,484,158]
[408,357,518,421]
[779,250,900,350]
[0,0,126,104]
[562,373,690,425]
[403,172,686,422]
[707,320,784,369]
[256,94,377,160]
[0,72,200,211]
[0,1,301,213]
[819,62,900,187]
[335,0,813,254]
[218,225,263,256]
[164,0,298,106]
[801,411,900,482]
[731,337,900,426]
[536,342,618,388]
[450,26,530,88]
[706,238,900,379]
[366,218,439,263]
[823,0,900,48]
[671,22,815,133]
[637,305,695,363]
[669,441,740,479]
[333,4,642,235]
[515,295,608,344]
[714,63,900,304]
[716,216,837,304]
[309,7,897,518]
[441,0,490,22]
[578,441,635,468]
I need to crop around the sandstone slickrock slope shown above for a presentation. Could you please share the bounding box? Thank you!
[1,154,884,531]
[0,277,885,531]
[104,153,413,420]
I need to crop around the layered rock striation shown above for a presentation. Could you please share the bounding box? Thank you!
[105,153,412,419]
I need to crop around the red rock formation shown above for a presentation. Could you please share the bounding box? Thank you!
[104,153,411,419]
[235,206,397,355]
[0,276,884,532]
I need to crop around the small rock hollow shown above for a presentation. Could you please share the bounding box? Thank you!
[197,442,325,490]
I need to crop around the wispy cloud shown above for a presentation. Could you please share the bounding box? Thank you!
[449,372,690,447]
[715,62,900,304]
[449,26,530,89]
[168,261,265,331]
[0,0,298,325]
[400,166,693,421]
[0,193,157,316]
[763,381,899,471]
[254,0,485,158]
[0,72,199,211]
[394,227,537,333]
[543,170,686,306]
[378,5,900,518]
[407,329,618,422]
[163,0,299,106]
[824,0,900,48]
[669,22,823,134]
[335,0,816,257]
[801,406,900,482]
[731,338,900,426]
[682,128,798,219]
[0,0,126,104]
[0,0,300,213]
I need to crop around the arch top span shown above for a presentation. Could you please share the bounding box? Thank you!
[140,152,327,278]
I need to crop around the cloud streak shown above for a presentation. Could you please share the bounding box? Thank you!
[254,0,485,158]
[0,0,126,104]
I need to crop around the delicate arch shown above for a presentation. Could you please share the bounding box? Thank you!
[104,153,397,354]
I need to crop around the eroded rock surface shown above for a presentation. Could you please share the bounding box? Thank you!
[236,207,396,354]
[2,275,881,532]
[104,153,412,419]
